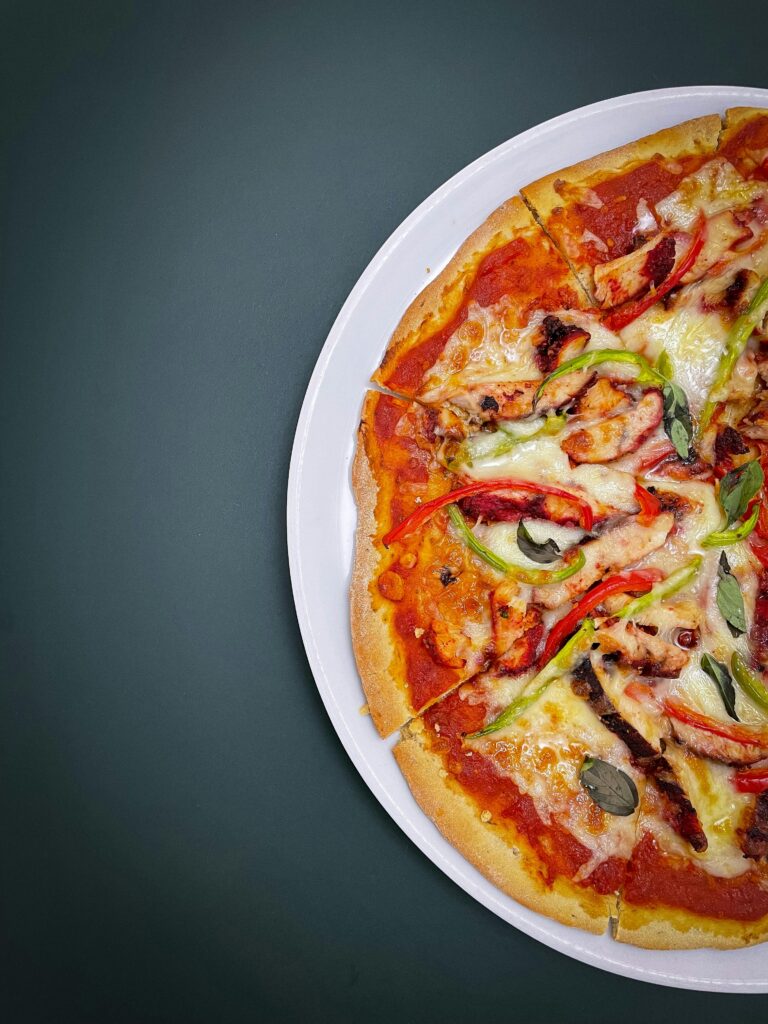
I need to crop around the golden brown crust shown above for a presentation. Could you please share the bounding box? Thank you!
[615,898,768,950]
[349,396,412,738]
[394,720,613,934]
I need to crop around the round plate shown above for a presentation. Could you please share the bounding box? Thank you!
[288,86,768,992]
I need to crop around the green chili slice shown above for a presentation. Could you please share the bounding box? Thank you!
[469,620,596,738]
[446,504,585,584]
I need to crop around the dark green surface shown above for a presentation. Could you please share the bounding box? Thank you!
[1,1,767,1021]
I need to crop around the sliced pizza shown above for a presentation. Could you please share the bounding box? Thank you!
[351,107,768,948]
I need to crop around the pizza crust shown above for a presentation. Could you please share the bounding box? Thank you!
[371,195,583,394]
[394,719,614,934]
[349,402,413,738]
[615,897,768,950]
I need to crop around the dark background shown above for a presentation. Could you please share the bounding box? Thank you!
[1,1,767,1020]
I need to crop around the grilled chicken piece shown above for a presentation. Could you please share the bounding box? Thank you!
[532,513,674,610]
[669,719,768,767]
[597,621,689,678]
[422,620,467,669]
[572,378,630,420]
[593,232,678,307]
[450,372,594,423]
[683,209,754,281]
[741,398,768,441]
[571,656,707,852]
[560,390,663,464]
[534,315,590,374]
[743,792,768,860]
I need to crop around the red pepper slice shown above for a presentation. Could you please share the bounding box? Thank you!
[664,698,768,747]
[603,222,706,332]
[634,482,661,523]
[382,478,594,546]
[538,568,664,667]
[733,767,768,794]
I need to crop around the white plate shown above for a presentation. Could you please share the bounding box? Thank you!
[288,86,768,992]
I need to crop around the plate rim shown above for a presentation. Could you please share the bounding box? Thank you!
[287,85,768,993]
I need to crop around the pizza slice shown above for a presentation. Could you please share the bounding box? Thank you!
[520,115,721,303]
[395,666,644,932]
[372,196,588,401]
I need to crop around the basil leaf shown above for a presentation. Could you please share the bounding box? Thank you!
[516,520,561,564]
[579,758,638,816]
[716,551,747,638]
[701,651,739,721]
[662,381,693,459]
[719,460,764,526]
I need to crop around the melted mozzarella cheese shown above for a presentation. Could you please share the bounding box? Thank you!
[471,678,640,872]
[621,297,727,415]
[462,435,638,512]
[656,158,768,231]
[474,519,585,569]
[423,308,624,401]
[651,747,753,879]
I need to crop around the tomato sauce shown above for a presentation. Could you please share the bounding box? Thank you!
[623,833,768,922]
[383,235,580,393]
[423,690,625,895]
[553,155,702,264]
[721,113,768,181]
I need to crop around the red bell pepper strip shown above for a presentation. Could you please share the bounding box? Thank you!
[382,478,594,546]
[664,697,768,747]
[733,767,768,794]
[538,568,664,667]
[634,482,661,523]
[603,222,706,332]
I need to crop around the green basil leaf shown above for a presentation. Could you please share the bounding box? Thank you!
[662,381,693,459]
[579,757,638,817]
[516,520,561,564]
[716,550,747,638]
[701,651,739,721]
[719,460,764,526]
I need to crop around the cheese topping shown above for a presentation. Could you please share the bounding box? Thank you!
[472,678,641,874]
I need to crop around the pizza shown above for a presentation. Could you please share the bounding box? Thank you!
[350,107,768,949]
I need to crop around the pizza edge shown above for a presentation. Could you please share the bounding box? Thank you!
[350,398,413,738]
[615,898,768,951]
[393,720,614,933]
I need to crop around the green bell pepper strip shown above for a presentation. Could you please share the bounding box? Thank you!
[699,277,768,435]
[533,349,665,407]
[446,504,586,584]
[455,413,566,467]
[731,652,768,714]
[615,556,702,620]
[701,505,760,548]
[468,620,596,738]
